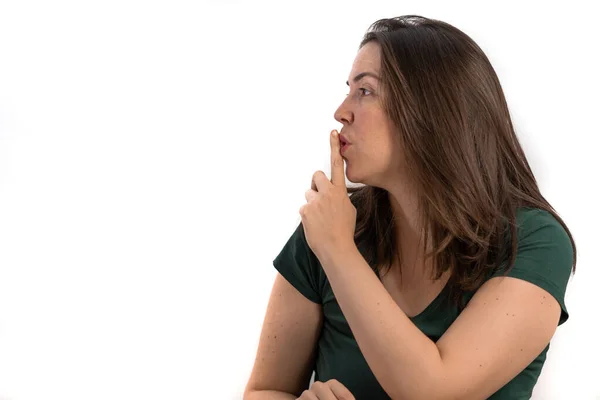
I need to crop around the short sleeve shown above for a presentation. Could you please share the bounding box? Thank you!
[273,221,324,304]
[492,209,574,325]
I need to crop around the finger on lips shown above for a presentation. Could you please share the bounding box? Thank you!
[330,129,345,187]
[309,130,345,194]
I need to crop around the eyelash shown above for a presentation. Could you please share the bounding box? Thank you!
[346,88,372,97]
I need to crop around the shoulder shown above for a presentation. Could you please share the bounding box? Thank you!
[495,207,575,324]
[272,220,327,304]
[515,207,569,238]
[513,207,574,267]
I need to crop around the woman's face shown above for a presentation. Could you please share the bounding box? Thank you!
[334,41,402,188]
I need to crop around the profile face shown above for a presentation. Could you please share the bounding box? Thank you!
[334,41,402,188]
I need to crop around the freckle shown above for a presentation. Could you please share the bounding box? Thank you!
[496,297,499,301]
[512,314,515,317]
[506,313,509,316]
[377,302,380,305]
[479,364,482,367]
[520,349,523,352]
[274,335,277,339]
[267,335,270,338]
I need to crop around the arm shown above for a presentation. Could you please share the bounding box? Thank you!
[244,391,296,400]
[319,247,562,400]
[243,272,323,400]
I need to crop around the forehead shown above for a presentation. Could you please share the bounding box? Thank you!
[349,41,381,77]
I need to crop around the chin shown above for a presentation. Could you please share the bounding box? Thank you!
[345,163,382,187]
[344,163,365,185]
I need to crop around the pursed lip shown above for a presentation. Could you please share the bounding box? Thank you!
[340,142,351,156]
[339,134,351,146]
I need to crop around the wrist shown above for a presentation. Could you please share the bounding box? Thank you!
[318,243,361,270]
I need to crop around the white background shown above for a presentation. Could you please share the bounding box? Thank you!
[0,1,598,399]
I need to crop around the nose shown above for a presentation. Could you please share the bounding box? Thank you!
[334,96,353,125]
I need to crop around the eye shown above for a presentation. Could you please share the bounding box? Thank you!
[345,88,372,97]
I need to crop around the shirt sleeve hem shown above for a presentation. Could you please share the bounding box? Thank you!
[493,268,569,325]
[273,259,322,305]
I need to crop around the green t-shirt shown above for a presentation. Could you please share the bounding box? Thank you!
[273,207,573,399]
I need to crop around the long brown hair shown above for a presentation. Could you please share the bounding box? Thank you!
[346,15,577,308]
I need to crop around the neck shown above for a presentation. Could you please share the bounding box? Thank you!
[385,183,429,276]
[387,181,421,239]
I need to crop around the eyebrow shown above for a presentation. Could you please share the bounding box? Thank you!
[346,72,380,86]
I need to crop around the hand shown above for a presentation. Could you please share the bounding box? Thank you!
[297,379,356,400]
[299,130,357,263]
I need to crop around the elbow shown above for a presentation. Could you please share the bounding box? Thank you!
[388,386,474,400]
[388,390,453,400]
[386,370,453,400]
[386,382,437,400]
[242,389,259,400]
[243,388,298,400]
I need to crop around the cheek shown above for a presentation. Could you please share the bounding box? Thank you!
[369,138,397,169]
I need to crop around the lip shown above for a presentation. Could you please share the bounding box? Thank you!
[341,143,351,155]
[339,134,351,145]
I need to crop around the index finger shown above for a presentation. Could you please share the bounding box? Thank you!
[330,130,345,187]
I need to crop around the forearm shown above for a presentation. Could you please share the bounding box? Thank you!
[244,389,297,400]
[319,247,446,399]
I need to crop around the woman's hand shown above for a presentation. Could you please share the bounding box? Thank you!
[299,130,357,263]
[297,379,356,400]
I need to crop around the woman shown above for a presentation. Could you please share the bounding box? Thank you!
[244,15,576,400]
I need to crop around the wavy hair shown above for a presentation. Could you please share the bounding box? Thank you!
[346,15,577,308]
